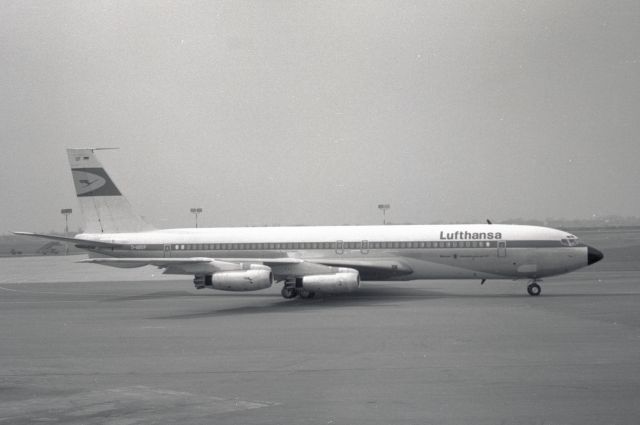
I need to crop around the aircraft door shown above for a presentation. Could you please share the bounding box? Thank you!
[336,240,344,255]
[163,244,171,258]
[361,240,369,254]
[497,240,506,257]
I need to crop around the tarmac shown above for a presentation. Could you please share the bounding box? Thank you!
[0,228,639,424]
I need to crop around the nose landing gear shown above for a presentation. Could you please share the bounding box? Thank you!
[527,280,542,296]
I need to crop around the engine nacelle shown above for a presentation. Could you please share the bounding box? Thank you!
[207,269,273,291]
[302,270,360,293]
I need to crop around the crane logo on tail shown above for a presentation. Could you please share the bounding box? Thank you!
[71,168,121,197]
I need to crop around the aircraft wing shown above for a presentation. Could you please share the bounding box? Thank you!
[307,258,413,280]
[80,257,303,268]
[79,257,305,275]
[80,257,217,268]
[14,230,411,279]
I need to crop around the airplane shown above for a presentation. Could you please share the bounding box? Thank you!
[15,148,603,299]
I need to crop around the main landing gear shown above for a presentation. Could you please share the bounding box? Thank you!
[527,280,542,296]
[281,286,297,299]
[280,279,315,299]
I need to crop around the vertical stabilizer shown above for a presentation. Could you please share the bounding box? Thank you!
[67,148,154,233]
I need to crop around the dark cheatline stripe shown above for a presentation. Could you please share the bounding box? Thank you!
[507,240,563,248]
[100,240,568,253]
[72,167,121,197]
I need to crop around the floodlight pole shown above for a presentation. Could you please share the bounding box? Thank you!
[190,208,203,228]
[378,204,390,225]
[60,208,72,234]
[60,208,73,255]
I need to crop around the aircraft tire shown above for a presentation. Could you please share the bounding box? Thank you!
[281,286,298,299]
[298,290,316,299]
[527,282,541,296]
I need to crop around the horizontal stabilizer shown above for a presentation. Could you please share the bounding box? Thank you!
[12,232,122,248]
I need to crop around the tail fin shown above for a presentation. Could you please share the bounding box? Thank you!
[67,148,155,233]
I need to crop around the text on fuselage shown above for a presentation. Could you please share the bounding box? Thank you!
[440,231,503,240]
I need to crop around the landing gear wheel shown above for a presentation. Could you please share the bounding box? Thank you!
[298,289,316,299]
[281,286,298,299]
[527,282,541,296]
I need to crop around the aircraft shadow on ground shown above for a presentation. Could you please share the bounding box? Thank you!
[151,289,640,319]
[149,286,533,319]
[98,280,636,319]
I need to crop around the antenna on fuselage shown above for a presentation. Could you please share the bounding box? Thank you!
[486,219,493,225]
[69,147,119,151]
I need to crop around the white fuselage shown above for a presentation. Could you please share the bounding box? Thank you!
[77,224,590,281]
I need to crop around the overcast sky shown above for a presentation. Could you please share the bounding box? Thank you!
[1,1,639,233]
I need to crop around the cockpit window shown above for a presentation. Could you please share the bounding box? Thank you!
[562,236,581,247]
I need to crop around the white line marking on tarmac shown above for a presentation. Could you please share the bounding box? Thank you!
[0,386,278,422]
[0,300,97,304]
[0,284,115,297]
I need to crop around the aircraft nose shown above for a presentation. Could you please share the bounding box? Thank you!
[587,246,604,265]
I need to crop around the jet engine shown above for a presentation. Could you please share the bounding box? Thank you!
[301,269,360,293]
[195,269,273,291]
